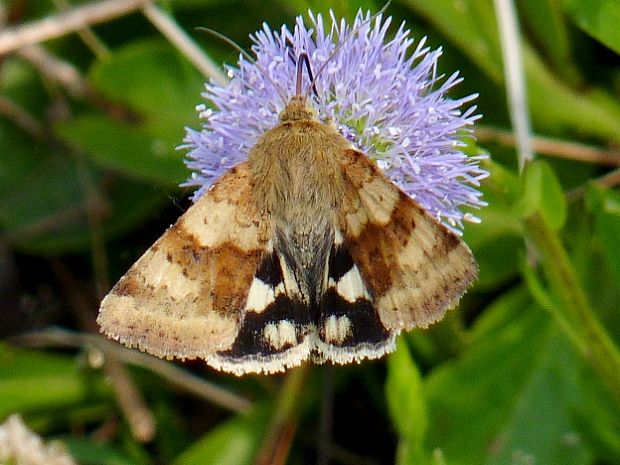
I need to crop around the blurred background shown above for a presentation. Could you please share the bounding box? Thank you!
[1,1,620,464]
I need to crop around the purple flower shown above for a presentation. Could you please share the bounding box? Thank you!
[182,10,488,231]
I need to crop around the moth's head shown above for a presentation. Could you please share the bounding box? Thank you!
[279,95,313,122]
[277,51,318,123]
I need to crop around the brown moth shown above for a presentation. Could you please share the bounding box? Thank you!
[98,55,477,376]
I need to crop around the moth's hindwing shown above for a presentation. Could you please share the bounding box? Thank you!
[206,248,316,375]
[97,162,270,362]
[336,149,478,332]
[314,231,396,364]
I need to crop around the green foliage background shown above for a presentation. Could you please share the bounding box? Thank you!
[2,0,620,464]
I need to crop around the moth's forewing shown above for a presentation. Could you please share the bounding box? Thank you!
[336,149,477,331]
[98,162,269,361]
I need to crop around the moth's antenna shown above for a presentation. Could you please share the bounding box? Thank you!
[286,44,297,66]
[304,1,392,100]
[197,27,288,106]
[295,52,319,97]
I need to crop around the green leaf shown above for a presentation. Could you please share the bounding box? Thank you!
[520,254,587,353]
[89,39,203,134]
[469,285,531,341]
[464,160,523,289]
[561,0,620,55]
[517,0,580,84]
[172,404,270,465]
[401,0,503,82]
[568,198,620,340]
[0,152,85,253]
[477,159,521,206]
[573,371,620,464]
[473,234,522,290]
[0,150,170,255]
[524,48,620,142]
[56,114,189,185]
[56,39,201,185]
[425,303,592,465]
[386,339,428,464]
[56,39,202,185]
[516,160,567,230]
[0,121,46,199]
[64,438,142,465]
[0,344,108,418]
[586,184,620,285]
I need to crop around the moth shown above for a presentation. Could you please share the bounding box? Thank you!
[98,54,477,376]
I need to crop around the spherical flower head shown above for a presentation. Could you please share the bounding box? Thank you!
[182,10,488,231]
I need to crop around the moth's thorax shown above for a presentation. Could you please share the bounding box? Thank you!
[248,100,350,224]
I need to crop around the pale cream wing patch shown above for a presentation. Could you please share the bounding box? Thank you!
[337,149,477,331]
[97,162,270,361]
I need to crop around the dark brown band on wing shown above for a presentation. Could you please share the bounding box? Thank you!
[151,223,263,318]
[344,187,461,300]
[344,195,413,298]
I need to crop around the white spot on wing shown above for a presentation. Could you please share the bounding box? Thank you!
[245,278,284,313]
[278,253,304,301]
[324,315,352,343]
[334,229,344,245]
[263,320,297,350]
[333,266,371,302]
[245,278,274,312]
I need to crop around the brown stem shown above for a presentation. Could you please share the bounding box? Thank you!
[0,96,47,139]
[255,366,309,465]
[566,167,620,202]
[0,0,148,55]
[476,126,620,166]
[17,45,89,98]
[14,328,252,412]
[50,260,156,442]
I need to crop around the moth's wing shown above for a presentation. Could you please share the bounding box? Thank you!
[98,162,270,363]
[321,149,476,356]
[207,246,317,375]
[314,231,396,364]
[339,149,477,330]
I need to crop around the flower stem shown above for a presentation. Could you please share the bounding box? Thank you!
[255,365,308,465]
[525,213,620,404]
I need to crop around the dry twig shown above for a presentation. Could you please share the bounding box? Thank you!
[0,96,46,139]
[0,0,148,56]
[14,328,252,413]
[17,45,89,97]
[50,260,156,443]
[52,0,111,58]
[476,126,620,166]
[141,4,227,84]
